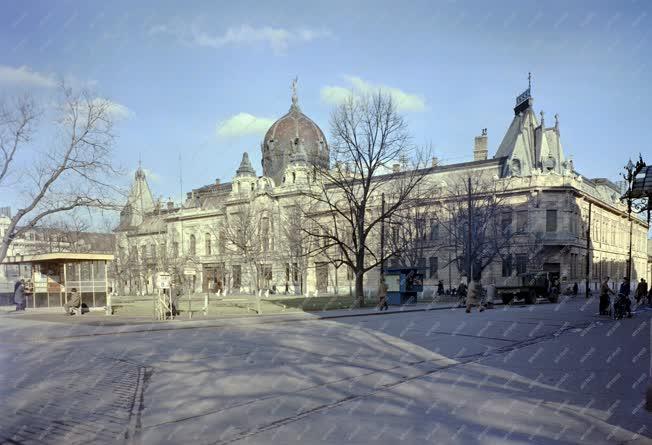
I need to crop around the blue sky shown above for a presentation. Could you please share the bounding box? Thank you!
[1,0,650,204]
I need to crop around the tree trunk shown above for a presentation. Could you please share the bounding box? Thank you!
[0,240,10,266]
[355,270,364,307]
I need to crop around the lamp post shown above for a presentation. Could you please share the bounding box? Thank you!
[621,156,646,288]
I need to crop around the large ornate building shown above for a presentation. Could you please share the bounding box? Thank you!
[114,83,650,296]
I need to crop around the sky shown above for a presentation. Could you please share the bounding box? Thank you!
[1,0,651,207]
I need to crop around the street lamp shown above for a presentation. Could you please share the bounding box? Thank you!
[621,155,646,289]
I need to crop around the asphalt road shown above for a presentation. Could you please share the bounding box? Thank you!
[1,296,650,444]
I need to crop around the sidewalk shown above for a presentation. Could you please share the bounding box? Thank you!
[0,300,464,342]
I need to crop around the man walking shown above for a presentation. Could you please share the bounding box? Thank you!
[615,276,632,319]
[466,275,485,313]
[635,278,647,305]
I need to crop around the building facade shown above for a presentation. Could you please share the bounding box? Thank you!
[114,84,649,297]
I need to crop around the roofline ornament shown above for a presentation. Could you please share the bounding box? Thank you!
[291,76,300,111]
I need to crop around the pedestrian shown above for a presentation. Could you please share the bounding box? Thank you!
[635,278,647,305]
[572,282,578,297]
[13,279,26,311]
[377,275,389,311]
[599,277,614,315]
[437,280,444,296]
[619,276,630,298]
[457,278,467,307]
[64,288,82,315]
[466,275,485,313]
[615,277,632,319]
[485,282,496,308]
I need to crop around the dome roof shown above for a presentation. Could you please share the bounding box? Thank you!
[261,81,329,184]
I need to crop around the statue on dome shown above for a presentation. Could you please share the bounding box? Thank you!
[291,76,299,108]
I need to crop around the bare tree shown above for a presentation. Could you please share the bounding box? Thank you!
[217,203,271,293]
[302,92,431,306]
[386,205,436,268]
[0,84,121,264]
[278,203,316,294]
[432,173,517,281]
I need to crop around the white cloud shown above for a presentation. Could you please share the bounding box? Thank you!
[321,76,427,112]
[0,65,56,88]
[92,98,132,120]
[216,113,274,138]
[150,23,331,54]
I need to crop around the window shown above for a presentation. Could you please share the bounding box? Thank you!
[232,265,241,289]
[429,256,438,279]
[516,211,528,233]
[501,212,512,233]
[140,245,147,261]
[218,232,225,254]
[189,234,196,255]
[430,221,439,241]
[546,210,557,232]
[292,263,299,282]
[160,241,167,259]
[172,242,179,257]
[285,263,290,282]
[416,218,427,240]
[205,233,211,255]
[150,244,156,261]
[502,255,513,277]
[515,254,527,274]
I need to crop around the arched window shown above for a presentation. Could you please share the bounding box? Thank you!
[189,234,196,255]
[292,172,296,183]
[205,233,211,256]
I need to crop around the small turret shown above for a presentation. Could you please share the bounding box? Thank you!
[236,152,256,177]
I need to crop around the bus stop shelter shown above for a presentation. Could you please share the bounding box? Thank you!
[2,253,113,309]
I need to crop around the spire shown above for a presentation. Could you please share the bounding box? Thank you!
[290,76,300,112]
[554,113,560,133]
[539,110,545,128]
[117,163,155,231]
[514,72,533,115]
[236,152,256,177]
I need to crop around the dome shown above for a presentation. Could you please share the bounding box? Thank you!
[261,81,329,184]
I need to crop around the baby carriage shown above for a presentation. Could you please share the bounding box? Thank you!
[613,293,632,320]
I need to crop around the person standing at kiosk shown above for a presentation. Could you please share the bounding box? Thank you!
[377,276,389,311]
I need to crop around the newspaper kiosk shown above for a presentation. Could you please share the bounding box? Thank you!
[384,267,424,305]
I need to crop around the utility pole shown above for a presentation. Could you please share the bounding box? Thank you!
[380,193,386,276]
[467,176,472,283]
[585,201,592,298]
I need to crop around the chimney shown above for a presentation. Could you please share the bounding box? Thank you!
[166,197,174,210]
[392,163,401,173]
[473,129,488,161]
[215,178,220,187]
[431,156,439,167]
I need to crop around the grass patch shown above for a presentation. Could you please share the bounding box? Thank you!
[268,295,377,312]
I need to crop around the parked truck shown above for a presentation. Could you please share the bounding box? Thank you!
[495,272,558,305]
